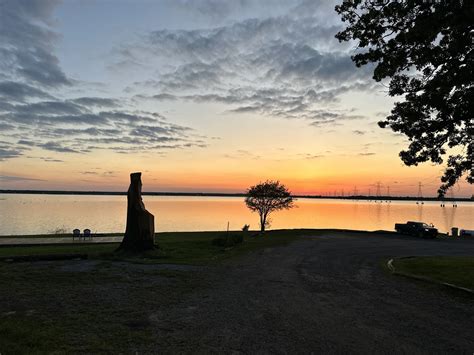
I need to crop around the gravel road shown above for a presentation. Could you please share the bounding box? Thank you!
[152,231,474,354]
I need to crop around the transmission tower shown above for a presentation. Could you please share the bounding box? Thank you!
[376,182,381,202]
[416,182,424,205]
[353,186,358,198]
[386,186,391,203]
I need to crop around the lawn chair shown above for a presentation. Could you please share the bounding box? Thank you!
[83,229,92,240]
[73,229,81,240]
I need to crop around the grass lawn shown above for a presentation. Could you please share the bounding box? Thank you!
[0,229,311,354]
[392,256,474,290]
[0,230,311,264]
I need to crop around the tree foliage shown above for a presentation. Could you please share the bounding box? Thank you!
[245,180,295,232]
[335,0,473,196]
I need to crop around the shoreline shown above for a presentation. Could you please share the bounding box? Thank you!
[1,189,472,202]
[1,228,471,240]
[0,228,402,239]
[0,228,465,241]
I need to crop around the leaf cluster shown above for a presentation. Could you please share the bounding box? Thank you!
[245,180,294,215]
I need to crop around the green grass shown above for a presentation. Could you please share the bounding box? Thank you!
[0,230,311,264]
[393,256,474,290]
[0,229,312,354]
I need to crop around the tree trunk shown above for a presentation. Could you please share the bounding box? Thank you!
[260,214,266,232]
[117,172,155,252]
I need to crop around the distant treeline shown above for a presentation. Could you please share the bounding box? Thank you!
[0,190,472,202]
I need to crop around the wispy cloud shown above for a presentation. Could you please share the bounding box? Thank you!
[0,174,45,182]
[0,0,71,87]
[122,3,374,126]
[0,0,210,162]
[0,0,376,164]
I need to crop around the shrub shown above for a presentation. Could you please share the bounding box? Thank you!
[242,224,250,232]
[212,234,244,247]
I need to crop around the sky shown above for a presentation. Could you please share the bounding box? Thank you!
[0,0,472,197]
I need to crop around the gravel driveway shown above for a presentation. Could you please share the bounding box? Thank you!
[152,231,474,354]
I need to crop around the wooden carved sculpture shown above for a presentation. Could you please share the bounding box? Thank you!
[118,172,155,251]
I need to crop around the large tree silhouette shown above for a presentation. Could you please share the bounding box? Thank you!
[335,0,473,196]
[245,180,294,232]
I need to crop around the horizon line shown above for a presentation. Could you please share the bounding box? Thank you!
[0,189,472,202]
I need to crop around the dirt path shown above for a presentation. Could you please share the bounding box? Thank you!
[152,232,474,353]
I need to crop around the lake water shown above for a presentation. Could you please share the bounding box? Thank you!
[0,194,472,236]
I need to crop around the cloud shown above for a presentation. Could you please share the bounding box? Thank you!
[151,62,233,92]
[302,154,325,160]
[358,152,376,156]
[0,99,206,159]
[38,141,81,153]
[14,101,84,116]
[141,84,369,124]
[169,0,296,24]
[71,97,119,108]
[0,174,45,182]
[121,7,374,127]
[41,157,64,162]
[25,155,64,163]
[0,147,22,160]
[305,109,365,127]
[224,149,261,160]
[0,139,30,160]
[81,170,117,177]
[0,0,372,161]
[0,81,53,102]
[0,0,71,87]
[0,83,204,155]
[0,122,15,131]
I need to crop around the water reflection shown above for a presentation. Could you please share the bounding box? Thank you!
[417,203,423,222]
[441,205,457,233]
[0,194,472,235]
[375,202,382,230]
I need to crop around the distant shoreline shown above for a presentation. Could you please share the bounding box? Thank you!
[0,189,472,202]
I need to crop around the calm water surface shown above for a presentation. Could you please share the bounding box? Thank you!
[0,194,472,235]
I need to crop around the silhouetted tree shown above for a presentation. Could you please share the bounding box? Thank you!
[245,181,294,232]
[335,0,473,196]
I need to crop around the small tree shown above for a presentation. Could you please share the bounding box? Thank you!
[245,180,295,232]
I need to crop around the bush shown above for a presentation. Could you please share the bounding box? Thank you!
[242,224,250,232]
[212,234,244,247]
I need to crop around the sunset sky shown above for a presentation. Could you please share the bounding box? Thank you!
[0,0,472,197]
